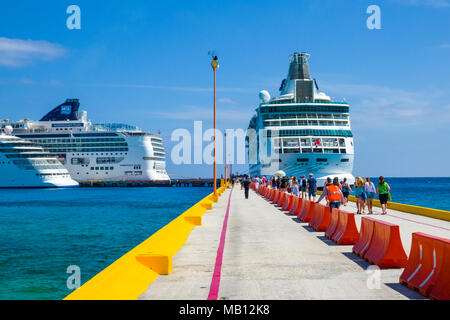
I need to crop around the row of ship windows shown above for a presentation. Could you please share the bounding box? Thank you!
[274,137,347,148]
[70,157,125,165]
[264,129,353,138]
[270,158,350,163]
[19,165,65,170]
[274,148,347,154]
[40,143,128,148]
[45,148,129,153]
[36,173,70,177]
[260,105,349,113]
[27,138,125,143]
[262,113,348,120]
[90,166,115,171]
[264,120,348,127]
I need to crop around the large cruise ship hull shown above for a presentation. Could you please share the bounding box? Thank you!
[250,153,355,186]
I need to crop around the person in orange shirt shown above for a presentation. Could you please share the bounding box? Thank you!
[316,177,344,210]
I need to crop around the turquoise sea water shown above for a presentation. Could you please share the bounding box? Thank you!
[351,177,450,211]
[0,187,212,300]
[0,178,449,300]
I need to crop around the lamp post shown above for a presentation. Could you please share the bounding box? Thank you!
[211,55,219,195]
[225,132,227,184]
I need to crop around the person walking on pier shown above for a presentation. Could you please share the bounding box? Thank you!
[354,176,366,215]
[376,176,391,215]
[280,176,287,192]
[300,175,307,199]
[242,176,251,199]
[307,173,317,201]
[316,177,344,210]
[254,176,260,192]
[292,176,299,197]
[364,177,376,214]
[341,177,352,206]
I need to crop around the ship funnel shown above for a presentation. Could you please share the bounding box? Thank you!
[281,52,315,102]
[288,52,311,81]
[40,99,81,122]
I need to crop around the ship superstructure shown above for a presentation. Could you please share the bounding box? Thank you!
[0,129,78,188]
[1,99,170,184]
[247,52,355,185]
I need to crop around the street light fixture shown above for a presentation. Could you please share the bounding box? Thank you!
[211,54,219,195]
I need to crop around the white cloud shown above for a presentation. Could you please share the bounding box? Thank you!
[321,82,450,127]
[218,97,238,105]
[88,83,255,93]
[150,105,253,121]
[0,38,66,67]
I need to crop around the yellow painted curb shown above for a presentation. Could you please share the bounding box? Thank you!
[64,189,228,300]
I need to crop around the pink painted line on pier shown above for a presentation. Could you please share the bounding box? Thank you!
[386,213,450,231]
[207,188,233,300]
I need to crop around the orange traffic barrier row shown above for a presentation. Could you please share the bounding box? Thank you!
[325,208,340,239]
[309,203,331,232]
[353,218,408,269]
[285,195,295,212]
[298,200,315,222]
[288,196,299,215]
[272,190,280,203]
[331,210,359,245]
[277,192,287,207]
[352,217,376,257]
[289,197,302,216]
[400,232,450,300]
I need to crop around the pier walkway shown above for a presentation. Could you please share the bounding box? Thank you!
[139,186,450,300]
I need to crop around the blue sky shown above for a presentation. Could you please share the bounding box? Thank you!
[0,0,449,178]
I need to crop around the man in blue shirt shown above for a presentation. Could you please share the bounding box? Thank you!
[307,173,317,201]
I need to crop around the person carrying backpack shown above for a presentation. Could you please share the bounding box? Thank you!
[307,173,317,201]
[300,175,307,199]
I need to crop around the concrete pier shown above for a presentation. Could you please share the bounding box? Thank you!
[139,186,450,300]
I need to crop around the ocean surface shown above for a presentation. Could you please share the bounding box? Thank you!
[0,187,212,300]
[352,177,450,211]
[0,177,449,300]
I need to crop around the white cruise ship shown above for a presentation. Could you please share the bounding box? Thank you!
[0,128,78,188]
[1,99,170,184]
[247,52,355,185]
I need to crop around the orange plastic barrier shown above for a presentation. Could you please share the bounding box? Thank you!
[288,196,299,215]
[331,210,359,245]
[325,208,340,239]
[310,204,331,232]
[363,220,408,269]
[250,183,255,190]
[400,232,450,299]
[298,200,314,222]
[309,203,324,230]
[272,190,280,203]
[282,194,293,211]
[352,217,376,257]
[292,198,305,217]
[277,192,286,207]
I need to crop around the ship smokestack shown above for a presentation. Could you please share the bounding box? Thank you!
[281,52,315,102]
[288,52,311,81]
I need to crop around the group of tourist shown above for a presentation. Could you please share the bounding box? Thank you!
[241,174,391,215]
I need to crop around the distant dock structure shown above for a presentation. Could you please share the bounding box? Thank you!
[79,178,222,188]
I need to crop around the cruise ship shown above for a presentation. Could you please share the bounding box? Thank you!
[0,99,170,184]
[247,52,355,185]
[0,127,78,188]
